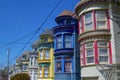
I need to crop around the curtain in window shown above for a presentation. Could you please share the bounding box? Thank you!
[85,12,93,31]
[56,36,62,49]
[65,61,71,72]
[44,66,49,77]
[96,11,107,29]
[64,35,72,48]
[44,50,50,59]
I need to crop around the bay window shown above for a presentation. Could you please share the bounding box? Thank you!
[79,10,109,34]
[56,57,72,73]
[39,49,50,60]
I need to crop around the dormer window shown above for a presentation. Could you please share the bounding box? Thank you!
[43,37,48,42]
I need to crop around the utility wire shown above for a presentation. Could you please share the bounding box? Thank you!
[10,0,62,64]
[0,31,35,48]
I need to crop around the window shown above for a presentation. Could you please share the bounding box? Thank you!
[79,17,82,34]
[85,12,93,31]
[81,51,84,65]
[34,57,38,66]
[56,36,62,49]
[44,50,50,59]
[86,49,94,63]
[64,35,72,48]
[98,41,109,63]
[96,11,107,29]
[85,42,94,64]
[39,50,43,60]
[31,57,33,66]
[39,66,42,77]
[56,57,72,73]
[65,61,71,72]
[56,61,62,72]
[22,64,28,71]
[44,66,49,77]
[43,37,48,42]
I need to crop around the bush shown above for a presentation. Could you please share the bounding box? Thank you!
[10,73,30,80]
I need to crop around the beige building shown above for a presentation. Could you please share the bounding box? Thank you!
[75,0,120,80]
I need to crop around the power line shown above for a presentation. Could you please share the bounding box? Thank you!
[0,31,35,48]
[10,0,62,64]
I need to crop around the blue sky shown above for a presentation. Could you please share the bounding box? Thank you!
[0,0,79,68]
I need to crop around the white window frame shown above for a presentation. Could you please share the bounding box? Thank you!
[85,42,94,64]
[98,41,109,64]
[96,10,107,29]
[84,12,93,31]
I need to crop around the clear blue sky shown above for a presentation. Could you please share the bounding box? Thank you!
[0,0,79,68]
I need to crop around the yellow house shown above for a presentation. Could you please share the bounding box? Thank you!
[37,29,54,80]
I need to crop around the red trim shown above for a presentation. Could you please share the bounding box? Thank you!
[82,15,84,32]
[78,20,80,34]
[106,10,110,30]
[83,44,86,65]
[109,41,112,64]
[94,41,98,64]
[93,10,97,30]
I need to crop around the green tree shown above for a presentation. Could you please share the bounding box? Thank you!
[10,73,30,80]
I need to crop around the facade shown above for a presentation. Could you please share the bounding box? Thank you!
[37,29,54,80]
[75,0,120,80]
[15,56,22,74]
[52,10,80,80]
[29,40,39,80]
[21,51,30,73]
[29,52,38,80]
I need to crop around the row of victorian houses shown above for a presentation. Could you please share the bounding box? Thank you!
[9,0,120,80]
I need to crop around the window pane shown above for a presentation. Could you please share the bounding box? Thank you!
[65,35,72,48]
[44,50,50,59]
[99,56,108,62]
[85,12,93,31]
[85,12,92,22]
[98,41,107,46]
[97,11,106,20]
[85,22,93,30]
[86,42,93,47]
[56,36,62,49]
[97,21,106,29]
[57,62,62,72]
[86,49,93,56]
[87,57,94,63]
[43,37,48,42]
[44,66,49,77]
[65,61,71,72]
[39,66,42,77]
[31,57,33,65]
[96,11,107,29]
[99,48,108,55]
[40,51,43,60]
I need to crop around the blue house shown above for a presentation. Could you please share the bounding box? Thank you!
[52,10,80,80]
